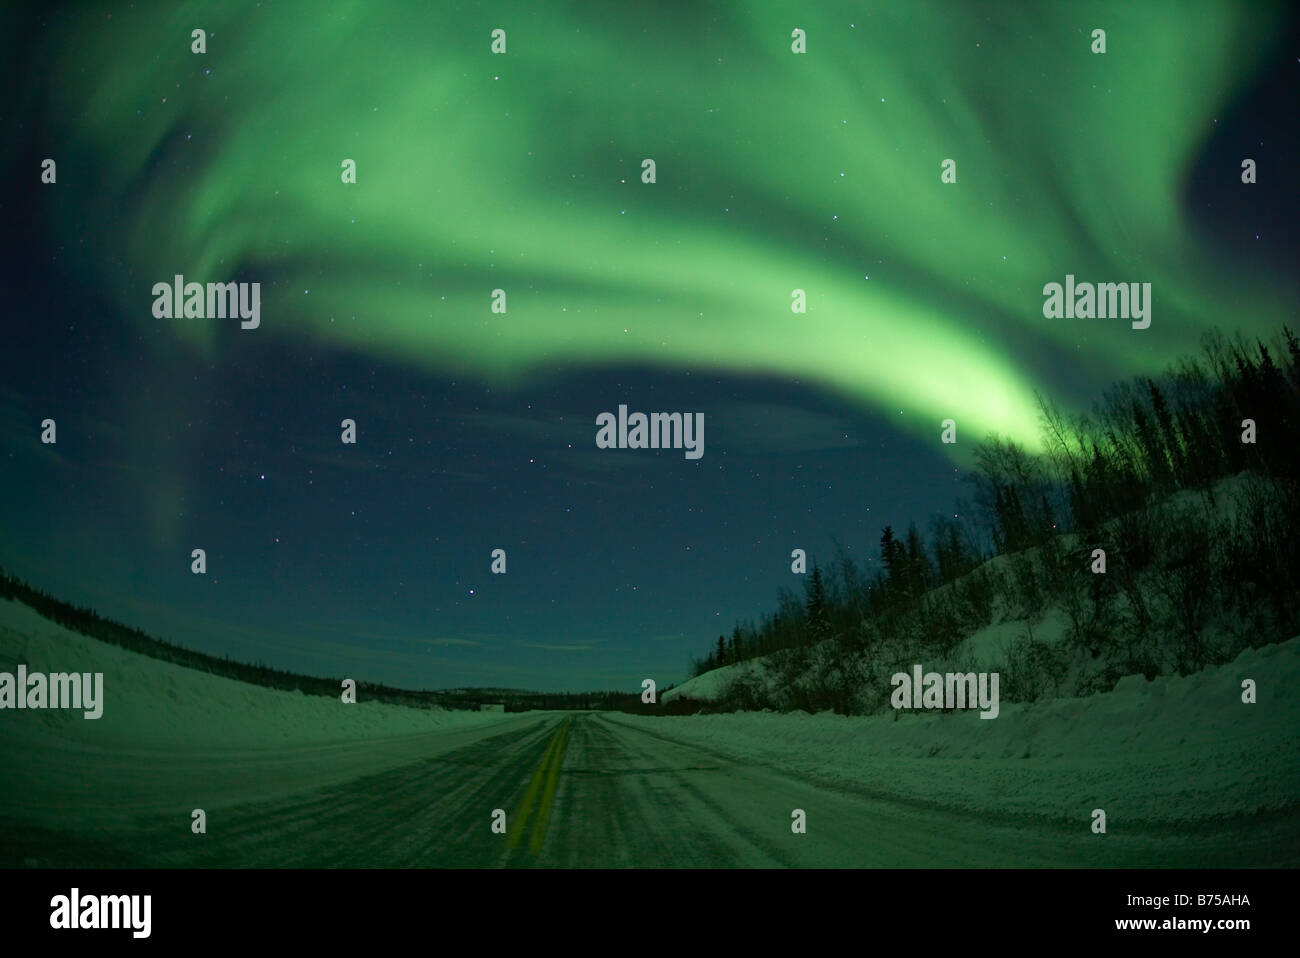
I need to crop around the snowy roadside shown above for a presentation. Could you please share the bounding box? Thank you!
[0,598,512,749]
[612,637,1300,825]
[0,598,533,823]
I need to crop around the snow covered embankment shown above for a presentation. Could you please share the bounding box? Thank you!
[623,637,1300,825]
[0,598,530,823]
[0,598,511,750]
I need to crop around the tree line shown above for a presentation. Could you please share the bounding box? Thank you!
[690,326,1300,712]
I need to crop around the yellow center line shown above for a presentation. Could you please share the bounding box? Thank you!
[506,718,568,851]
[528,719,570,854]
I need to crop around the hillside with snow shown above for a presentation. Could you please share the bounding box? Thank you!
[636,635,1300,827]
[669,473,1298,717]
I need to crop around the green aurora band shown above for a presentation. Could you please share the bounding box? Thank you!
[25,0,1297,453]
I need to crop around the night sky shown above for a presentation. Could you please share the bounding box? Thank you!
[2,2,1296,691]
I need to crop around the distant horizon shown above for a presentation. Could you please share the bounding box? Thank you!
[0,570,681,698]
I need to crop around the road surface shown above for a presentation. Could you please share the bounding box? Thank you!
[4,711,1296,867]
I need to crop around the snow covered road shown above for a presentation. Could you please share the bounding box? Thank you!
[5,710,1296,868]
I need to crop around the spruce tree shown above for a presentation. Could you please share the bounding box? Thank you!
[805,565,833,644]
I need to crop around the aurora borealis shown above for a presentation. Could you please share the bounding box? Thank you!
[2,1,1296,690]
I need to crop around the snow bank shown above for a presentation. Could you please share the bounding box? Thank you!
[0,598,509,750]
[0,598,542,825]
[611,636,1300,824]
